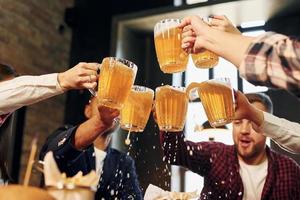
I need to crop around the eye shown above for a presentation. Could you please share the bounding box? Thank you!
[233,120,241,125]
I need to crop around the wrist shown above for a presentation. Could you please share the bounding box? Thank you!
[57,72,70,91]
[250,106,264,127]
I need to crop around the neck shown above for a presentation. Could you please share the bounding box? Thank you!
[238,150,267,165]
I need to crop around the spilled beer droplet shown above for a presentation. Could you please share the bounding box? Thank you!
[125,130,131,145]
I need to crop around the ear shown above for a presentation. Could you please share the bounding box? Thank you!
[84,104,92,118]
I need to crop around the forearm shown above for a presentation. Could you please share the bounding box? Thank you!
[202,28,254,66]
[262,112,300,153]
[0,73,64,114]
[73,116,111,150]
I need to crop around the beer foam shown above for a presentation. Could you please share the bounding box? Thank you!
[206,78,232,89]
[159,85,185,94]
[154,19,181,36]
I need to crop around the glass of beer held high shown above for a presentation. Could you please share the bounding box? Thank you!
[155,85,188,132]
[97,57,137,110]
[186,78,235,127]
[120,85,154,132]
[154,19,189,73]
[191,17,219,69]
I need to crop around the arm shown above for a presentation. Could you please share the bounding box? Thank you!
[160,131,225,176]
[239,33,300,93]
[119,156,143,200]
[234,90,300,153]
[72,105,119,150]
[0,62,99,115]
[0,74,63,115]
[181,16,300,93]
[180,15,253,66]
[262,112,300,153]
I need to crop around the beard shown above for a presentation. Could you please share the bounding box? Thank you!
[235,142,263,161]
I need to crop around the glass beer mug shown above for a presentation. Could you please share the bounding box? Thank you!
[191,50,219,69]
[186,78,235,127]
[154,19,189,73]
[97,57,137,110]
[155,85,188,132]
[120,85,154,132]
[190,18,219,69]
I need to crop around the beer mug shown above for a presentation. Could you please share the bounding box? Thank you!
[97,57,137,110]
[186,78,235,127]
[155,85,188,132]
[120,85,154,132]
[191,50,219,69]
[190,18,219,69]
[154,19,189,73]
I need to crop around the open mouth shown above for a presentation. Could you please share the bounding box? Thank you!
[239,138,252,148]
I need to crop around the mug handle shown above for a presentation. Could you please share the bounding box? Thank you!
[186,82,202,101]
[88,64,102,97]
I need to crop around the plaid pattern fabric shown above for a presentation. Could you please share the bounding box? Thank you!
[161,131,300,200]
[239,32,300,97]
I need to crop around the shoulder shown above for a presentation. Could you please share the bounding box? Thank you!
[271,150,300,170]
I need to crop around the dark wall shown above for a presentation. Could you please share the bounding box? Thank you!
[112,29,173,192]
[64,0,173,193]
[65,0,173,125]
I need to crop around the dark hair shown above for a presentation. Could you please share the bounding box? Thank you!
[0,63,18,81]
[245,93,273,114]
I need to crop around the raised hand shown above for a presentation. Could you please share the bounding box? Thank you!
[58,62,100,90]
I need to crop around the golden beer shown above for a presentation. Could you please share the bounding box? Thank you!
[154,19,188,73]
[191,50,219,69]
[98,57,137,109]
[120,86,154,132]
[187,78,234,127]
[155,85,188,132]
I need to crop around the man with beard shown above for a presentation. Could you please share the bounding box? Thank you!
[160,93,300,200]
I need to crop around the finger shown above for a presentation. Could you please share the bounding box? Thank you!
[182,36,196,47]
[178,17,192,28]
[79,69,99,76]
[182,24,193,32]
[81,82,97,89]
[81,62,101,71]
[209,15,226,20]
[209,18,224,27]
[182,29,195,38]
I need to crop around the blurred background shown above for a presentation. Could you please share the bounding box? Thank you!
[0,0,299,194]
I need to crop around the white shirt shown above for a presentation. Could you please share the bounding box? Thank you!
[239,158,268,200]
[262,112,300,153]
[94,147,107,176]
[0,73,64,115]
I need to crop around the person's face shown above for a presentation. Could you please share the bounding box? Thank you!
[232,101,267,161]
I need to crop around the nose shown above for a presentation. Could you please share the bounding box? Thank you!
[240,120,251,135]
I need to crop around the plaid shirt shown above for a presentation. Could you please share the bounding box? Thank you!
[240,32,300,97]
[161,131,300,200]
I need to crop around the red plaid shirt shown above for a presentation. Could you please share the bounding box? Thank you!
[161,131,300,200]
[240,32,300,97]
